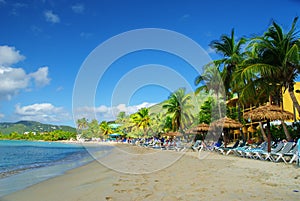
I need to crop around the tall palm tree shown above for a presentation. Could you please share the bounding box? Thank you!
[130,107,151,137]
[162,88,194,132]
[237,17,300,141]
[245,17,300,112]
[210,29,247,100]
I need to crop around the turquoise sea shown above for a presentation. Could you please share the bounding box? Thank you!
[0,140,112,198]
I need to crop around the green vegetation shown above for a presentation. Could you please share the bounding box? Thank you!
[0,130,76,141]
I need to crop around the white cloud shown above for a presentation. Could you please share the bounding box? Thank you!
[0,113,4,119]
[0,66,30,100]
[0,45,51,100]
[0,45,25,66]
[29,66,51,87]
[44,10,60,23]
[15,103,71,123]
[0,66,51,100]
[71,3,84,13]
[74,102,156,121]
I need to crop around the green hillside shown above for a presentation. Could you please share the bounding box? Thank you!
[0,120,76,135]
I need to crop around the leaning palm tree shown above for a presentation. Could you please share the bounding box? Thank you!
[162,88,194,132]
[210,29,247,100]
[130,107,151,137]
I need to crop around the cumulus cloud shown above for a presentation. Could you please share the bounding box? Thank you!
[15,103,71,123]
[29,66,51,87]
[0,66,30,100]
[0,113,4,119]
[44,10,60,23]
[0,45,51,100]
[71,3,84,13]
[74,102,156,121]
[0,45,25,66]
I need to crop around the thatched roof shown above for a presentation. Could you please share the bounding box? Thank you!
[185,123,209,134]
[163,131,182,137]
[192,123,210,132]
[210,117,243,129]
[243,104,293,121]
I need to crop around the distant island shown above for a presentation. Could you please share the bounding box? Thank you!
[0,121,77,141]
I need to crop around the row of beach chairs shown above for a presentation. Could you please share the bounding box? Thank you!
[192,139,300,165]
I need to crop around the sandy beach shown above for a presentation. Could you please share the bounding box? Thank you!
[2,143,300,201]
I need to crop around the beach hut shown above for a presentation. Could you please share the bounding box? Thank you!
[243,104,293,152]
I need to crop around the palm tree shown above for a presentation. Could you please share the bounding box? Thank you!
[162,88,194,132]
[130,107,151,137]
[210,29,247,100]
[99,121,113,138]
[245,17,300,111]
[76,117,88,139]
[195,65,226,119]
[86,119,101,139]
[237,17,300,141]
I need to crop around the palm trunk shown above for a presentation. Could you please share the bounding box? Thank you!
[289,89,300,116]
[259,122,268,142]
[281,120,292,141]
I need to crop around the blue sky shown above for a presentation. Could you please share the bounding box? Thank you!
[0,0,299,127]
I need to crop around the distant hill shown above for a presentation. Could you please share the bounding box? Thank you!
[0,120,76,135]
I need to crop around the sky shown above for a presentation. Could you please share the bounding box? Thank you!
[0,0,299,127]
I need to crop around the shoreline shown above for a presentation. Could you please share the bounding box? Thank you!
[2,143,300,201]
[0,141,115,197]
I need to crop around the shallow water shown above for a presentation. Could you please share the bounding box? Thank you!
[0,140,112,197]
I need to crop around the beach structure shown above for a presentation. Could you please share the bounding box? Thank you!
[244,104,294,152]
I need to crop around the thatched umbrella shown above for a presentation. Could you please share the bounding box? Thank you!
[243,104,293,152]
[211,117,243,129]
[185,123,210,141]
[210,117,243,147]
[163,131,182,137]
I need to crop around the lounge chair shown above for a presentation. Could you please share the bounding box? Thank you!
[217,140,239,155]
[283,144,298,164]
[227,142,250,157]
[256,141,284,161]
[239,141,269,159]
[191,140,202,152]
[271,142,295,163]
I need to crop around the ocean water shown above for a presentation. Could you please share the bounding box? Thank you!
[0,140,112,198]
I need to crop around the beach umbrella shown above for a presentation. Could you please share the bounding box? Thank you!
[185,123,210,134]
[192,123,210,133]
[163,131,182,137]
[243,104,293,152]
[210,117,243,147]
[210,117,243,129]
